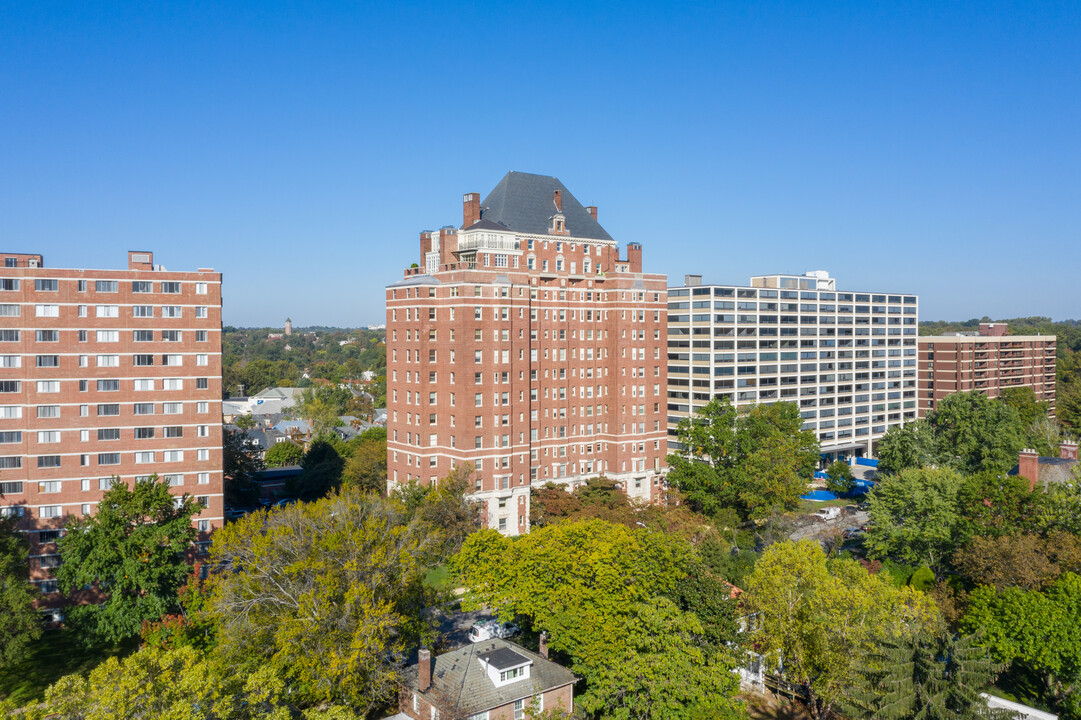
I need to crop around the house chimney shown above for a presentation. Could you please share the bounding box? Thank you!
[1061,442,1079,461]
[463,193,480,228]
[553,190,562,212]
[418,648,431,692]
[539,632,549,659]
[1019,449,1040,491]
[585,205,597,220]
[626,242,643,273]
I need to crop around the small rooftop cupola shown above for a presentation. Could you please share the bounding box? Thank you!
[478,647,532,687]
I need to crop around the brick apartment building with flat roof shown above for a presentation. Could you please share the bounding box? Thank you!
[918,322,1057,416]
[386,172,667,535]
[0,251,223,597]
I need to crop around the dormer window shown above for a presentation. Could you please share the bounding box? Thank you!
[478,647,533,688]
[500,666,525,682]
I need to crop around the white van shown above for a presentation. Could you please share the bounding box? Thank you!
[468,619,520,643]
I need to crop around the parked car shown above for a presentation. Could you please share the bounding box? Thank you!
[469,620,520,643]
[224,508,248,521]
[842,527,866,540]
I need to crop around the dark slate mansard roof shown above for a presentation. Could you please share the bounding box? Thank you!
[401,638,575,718]
[473,171,614,242]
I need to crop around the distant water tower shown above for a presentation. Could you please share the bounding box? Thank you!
[285,317,292,336]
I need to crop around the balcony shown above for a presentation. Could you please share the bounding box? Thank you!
[455,235,520,253]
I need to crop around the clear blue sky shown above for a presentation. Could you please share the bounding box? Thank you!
[2,1,1078,327]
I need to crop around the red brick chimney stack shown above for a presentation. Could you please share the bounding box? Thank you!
[553,190,562,212]
[463,193,480,227]
[418,648,431,692]
[1061,442,1079,461]
[539,631,549,659]
[1019,449,1040,491]
[627,242,643,273]
[586,205,597,220]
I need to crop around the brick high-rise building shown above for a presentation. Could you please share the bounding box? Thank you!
[919,323,1057,416]
[0,251,224,596]
[386,172,668,535]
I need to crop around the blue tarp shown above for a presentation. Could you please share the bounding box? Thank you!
[802,480,877,502]
[802,489,838,502]
[855,457,879,468]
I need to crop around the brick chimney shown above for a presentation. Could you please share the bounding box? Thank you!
[463,193,480,228]
[1018,449,1040,491]
[626,242,643,273]
[1061,442,1079,461]
[418,648,431,692]
[585,205,597,220]
[539,631,549,659]
[553,189,562,212]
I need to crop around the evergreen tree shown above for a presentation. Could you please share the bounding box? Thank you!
[846,630,1005,720]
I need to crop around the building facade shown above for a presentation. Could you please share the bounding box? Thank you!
[386,172,667,535]
[667,272,919,460]
[0,251,224,596]
[918,323,1057,416]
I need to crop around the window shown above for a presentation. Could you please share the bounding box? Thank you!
[196,378,208,389]
[164,426,183,438]
[0,456,22,469]
[35,329,58,342]
[97,404,120,416]
[95,280,118,293]
[0,304,18,317]
[161,306,182,318]
[0,481,21,494]
[39,506,62,519]
[197,425,208,437]
[0,330,19,342]
[0,356,19,368]
[133,305,153,317]
[37,431,60,443]
[195,330,208,342]
[78,330,87,342]
[95,305,119,317]
[164,474,183,486]
[197,448,209,461]
[134,354,154,366]
[97,354,119,367]
[162,378,183,390]
[135,451,155,464]
[135,427,155,439]
[197,401,208,413]
[198,472,210,484]
[162,330,181,341]
[0,431,21,443]
[164,403,183,414]
[96,330,119,342]
[98,477,116,490]
[161,282,181,294]
[97,428,120,441]
[196,354,208,366]
[78,304,87,317]
[35,279,58,292]
[36,355,59,367]
[134,330,154,342]
[195,306,207,318]
[78,279,86,291]
[134,379,154,391]
[162,354,182,366]
[98,453,120,466]
[133,281,152,293]
[37,381,60,393]
[195,282,207,295]
[134,403,154,415]
[96,379,120,392]
[37,405,59,418]
[0,278,18,290]
[37,455,61,468]
[0,381,19,393]
[0,406,21,419]
[197,519,210,532]
[35,304,59,317]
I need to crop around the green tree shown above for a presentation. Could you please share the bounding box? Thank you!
[209,489,440,714]
[953,531,1081,592]
[845,630,1004,720]
[963,572,1081,714]
[263,440,303,468]
[1038,472,1081,536]
[929,391,1024,475]
[414,464,480,557]
[998,386,1050,428]
[876,420,940,474]
[581,596,744,720]
[295,386,350,436]
[340,432,387,494]
[0,516,41,672]
[668,397,818,520]
[825,459,855,496]
[864,467,967,577]
[744,540,938,720]
[223,428,265,507]
[56,476,198,644]
[290,435,345,500]
[957,470,1046,538]
[233,413,256,430]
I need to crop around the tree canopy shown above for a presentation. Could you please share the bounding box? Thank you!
[0,516,40,671]
[667,397,818,520]
[56,476,199,644]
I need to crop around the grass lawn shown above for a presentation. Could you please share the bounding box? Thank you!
[424,564,458,592]
[796,497,852,514]
[0,628,133,706]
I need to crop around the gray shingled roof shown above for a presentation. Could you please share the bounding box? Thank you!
[400,639,575,718]
[476,171,613,242]
[1008,456,1079,486]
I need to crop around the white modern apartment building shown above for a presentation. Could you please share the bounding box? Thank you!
[667,271,918,460]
